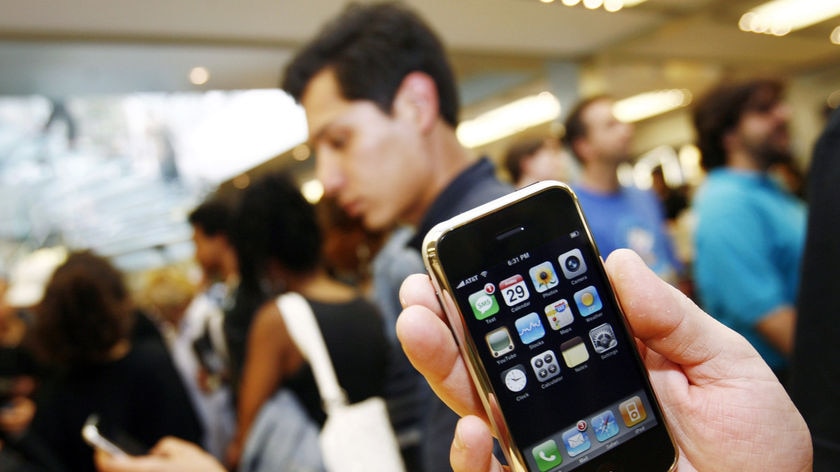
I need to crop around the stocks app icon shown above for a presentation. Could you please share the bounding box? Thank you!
[515,312,545,344]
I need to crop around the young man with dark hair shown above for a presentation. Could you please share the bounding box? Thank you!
[282,3,512,470]
[691,78,805,380]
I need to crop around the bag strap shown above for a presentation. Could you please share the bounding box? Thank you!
[277,292,348,413]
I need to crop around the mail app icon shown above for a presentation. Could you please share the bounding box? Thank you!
[561,427,591,456]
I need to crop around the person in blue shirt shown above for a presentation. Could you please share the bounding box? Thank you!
[561,96,685,288]
[691,78,805,380]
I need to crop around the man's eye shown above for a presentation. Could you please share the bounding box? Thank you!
[327,134,348,149]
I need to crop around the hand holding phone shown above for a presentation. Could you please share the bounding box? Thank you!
[398,181,811,471]
[421,181,676,472]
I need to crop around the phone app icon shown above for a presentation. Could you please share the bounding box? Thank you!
[500,274,530,307]
[469,287,499,320]
[530,350,561,382]
[485,327,514,358]
[619,396,647,427]
[591,410,620,442]
[502,365,528,393]
[544,299,573,330]
[558,248,587,279]
[561,426,591,457]
[532,439,563,470]
[573,285,602,317]
[589,323,618,354]
[515,312,545,344]
[529,261,559,293]
[560,336,589,368]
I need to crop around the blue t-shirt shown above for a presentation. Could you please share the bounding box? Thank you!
[692,169,806,370]
[572,184,682,284]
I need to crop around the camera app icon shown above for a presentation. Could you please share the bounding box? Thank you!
[558,248,587,279]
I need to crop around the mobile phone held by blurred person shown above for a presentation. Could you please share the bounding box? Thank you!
[422,181,677,472]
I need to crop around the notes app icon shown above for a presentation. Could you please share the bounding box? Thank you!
[560,336,589,368]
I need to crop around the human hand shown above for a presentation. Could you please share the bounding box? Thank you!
[94,436,225,472]
[396,248,812,472]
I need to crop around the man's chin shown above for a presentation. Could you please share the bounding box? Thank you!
[361,212,392,233]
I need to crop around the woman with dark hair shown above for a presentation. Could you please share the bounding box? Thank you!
[23,251,201,472]
[224,172,389,468]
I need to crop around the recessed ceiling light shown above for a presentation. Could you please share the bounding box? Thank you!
[739,0,840,36]
[189,66,210,86]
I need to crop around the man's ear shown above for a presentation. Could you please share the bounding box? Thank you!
[722,127,739,154]
[393,71,439,133]
[571,137,591,165]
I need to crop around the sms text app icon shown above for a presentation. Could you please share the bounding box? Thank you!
[529,261,559,293]
[558,248,587,279]
[532,439,562,471]
[573,285,602,317]
[515,313,545,344]
[544,299,573,330]
[469,286,499,320]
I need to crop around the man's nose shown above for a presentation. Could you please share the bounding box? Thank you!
[315,149,344,196]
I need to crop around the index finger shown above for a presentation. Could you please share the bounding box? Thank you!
[397,274,487,420]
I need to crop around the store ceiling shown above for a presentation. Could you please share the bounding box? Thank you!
[1,0,838,101]
[1,0,839,271]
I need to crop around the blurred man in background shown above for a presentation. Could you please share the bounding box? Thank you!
[502,135,573,188]
[562,96,685,288]
[691,78,805,382]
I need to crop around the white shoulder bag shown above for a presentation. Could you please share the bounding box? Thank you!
[277,293,406,472]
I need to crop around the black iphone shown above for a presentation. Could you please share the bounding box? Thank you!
[422,181,677,472]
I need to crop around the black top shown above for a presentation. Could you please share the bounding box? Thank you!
[25,339,203,472]
[285,296,389,426]
[790,108,840,470]
[408,157,513,251]
[405,157,513,472]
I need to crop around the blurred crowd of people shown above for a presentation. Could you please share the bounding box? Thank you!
[1,2,838,472]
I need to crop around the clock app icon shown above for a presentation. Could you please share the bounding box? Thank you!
[502,365,528,392]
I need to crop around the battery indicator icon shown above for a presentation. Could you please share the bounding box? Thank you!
[570,230,581,238]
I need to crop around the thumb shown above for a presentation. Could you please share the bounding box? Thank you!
[604,249,769,381]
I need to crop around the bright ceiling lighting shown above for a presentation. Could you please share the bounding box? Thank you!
[189,66,210,85]
[550,0,646,11]
[739,0,840,36]
[612,89,692,123]
[457,92,561,148]
[832,25,840,44]
[604,0,624,12]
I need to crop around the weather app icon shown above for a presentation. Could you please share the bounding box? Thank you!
[574,285,602,317]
